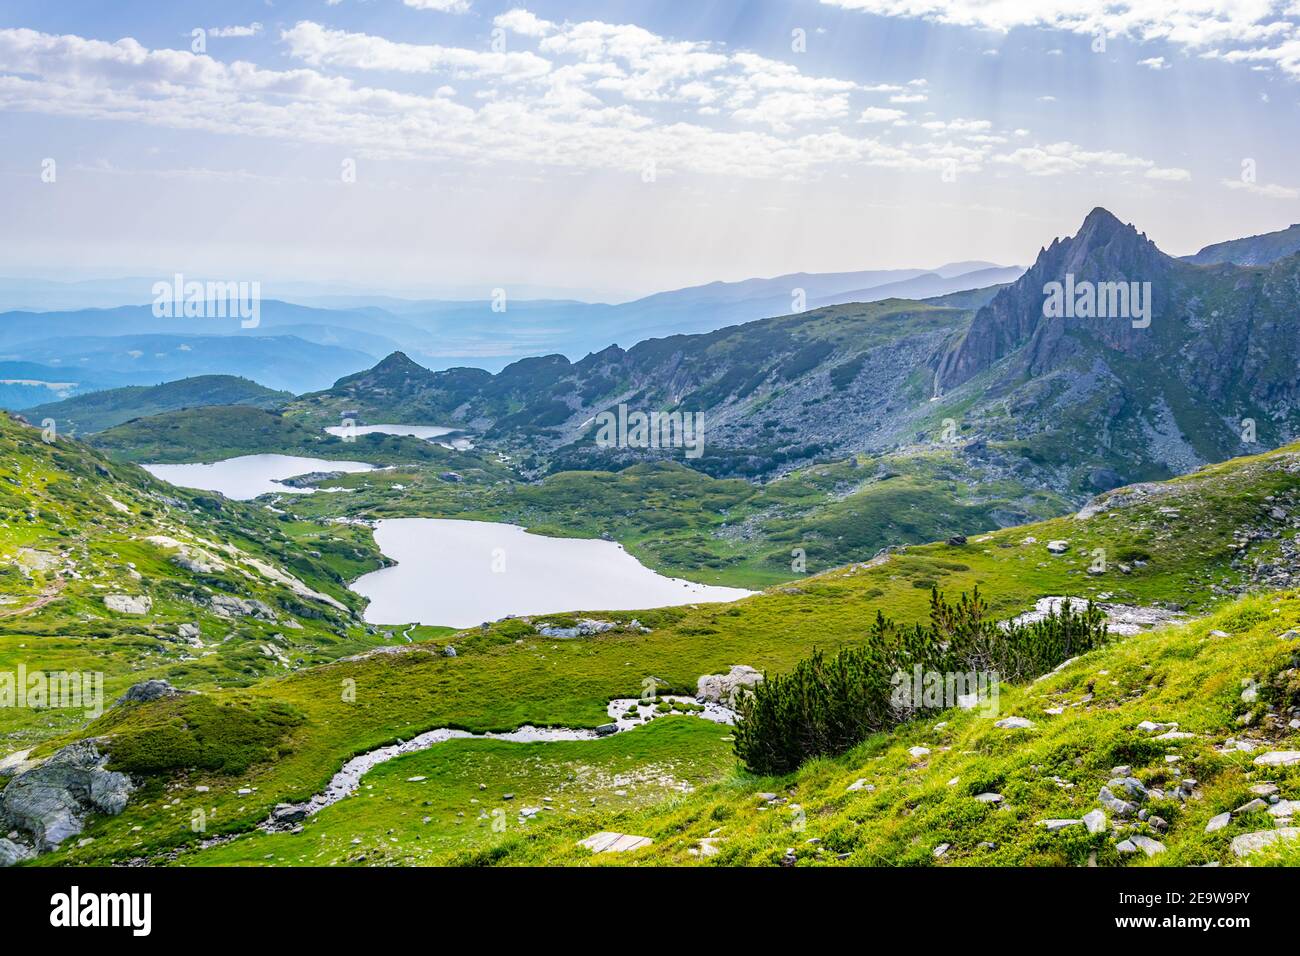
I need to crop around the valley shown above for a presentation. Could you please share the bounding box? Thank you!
[3,209,1300,873]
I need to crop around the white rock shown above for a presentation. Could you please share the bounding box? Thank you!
[907,746,931,759]
[1039,819,1083,831]
[1046,540,1070,554]
[1083,809,1107,833]
[696,665,764,705]
[104,594,152,615]
[1129,835,1166,856]
[973,792,1003,803]
[1205,812,1231,833]
[994,716,1034,729]
[1254,751,1300,767]
[1230,828,1300,858]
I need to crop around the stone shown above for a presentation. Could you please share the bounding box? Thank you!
[1107,777,1148,801]
[594,723,618,737]
[1111,765,1132,776]
[1098,787,1137,817]
[945,535,967,546]
[208,593,275,620]
[578,831,653,853]
[1268,800,1298,818]
[1250,783,1279,797]
[695,665,764,705]
[442,645,457,657]
[116,679,182,706]
[973,792,1003,803]
[1136,720,1175,734]
[1038,819,1083,831]
[1083,808,1107,833]
[1154,730,1195,741]
[0,838,33,867]
[1129,835,1166,856]
[994,716,1034,729]
[270,803,306,824]
[1230,828,1300,858]
[1205,812,1231,833]
[1234,798,1268,815]
[1115,839,1139,854]
[0,741,132,852]
[103,594,152,615]
[907,746,931,759]
[933,843,950,858]
[1253,751,1300,767]
[846,778,870,792]
[1046,540,1070,554]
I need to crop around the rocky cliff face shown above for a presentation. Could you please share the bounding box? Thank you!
[932,208,1300,486]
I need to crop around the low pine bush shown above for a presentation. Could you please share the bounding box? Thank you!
[732,588,1107,775]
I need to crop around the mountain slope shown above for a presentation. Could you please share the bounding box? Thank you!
[20,435,1300,866]
[22,375,290,435]
[0,411,395,752]
[1184,222,1300,266]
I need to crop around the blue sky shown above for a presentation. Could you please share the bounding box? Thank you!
[1,0,1298,300]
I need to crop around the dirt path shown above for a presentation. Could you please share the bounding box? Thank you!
[0,577,65,619]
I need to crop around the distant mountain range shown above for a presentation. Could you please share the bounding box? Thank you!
[282,208,1300,499]
[0,262,1022,394]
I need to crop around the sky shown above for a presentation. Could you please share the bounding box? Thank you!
[0,0,1298,301]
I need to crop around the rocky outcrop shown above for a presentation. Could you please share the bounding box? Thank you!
[104,594,152,615]
[0,837,33,867]
[209,593,276,620]
[116,679,185,706]
[0,741,133,853]
[697,664,764,704]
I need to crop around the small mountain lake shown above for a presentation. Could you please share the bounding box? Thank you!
[142,454,375,500]
[351,518,755,628]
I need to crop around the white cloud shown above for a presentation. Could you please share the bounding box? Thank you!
[0,23,1187,189]
[209,23,262,39]
[493,9,556,37]
[1223,177,1300,198]
[822,0,1300,76]
[282,20,551,79]
[995,141,1189,181]
[1138,56,1169,69]
[859,106,907,122]
[403,0,472,13]
[889,92,927,103]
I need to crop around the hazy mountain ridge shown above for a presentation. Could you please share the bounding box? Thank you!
[22,375,291,436]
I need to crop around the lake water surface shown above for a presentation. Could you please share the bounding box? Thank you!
[142,454,375,500]
[351,518,754,627]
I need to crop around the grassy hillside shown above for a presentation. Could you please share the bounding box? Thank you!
[464,589,1300,867]
[23,375,290,436]
[16,436,1300,866]
[0,412,406,753]
[89,404,512,474]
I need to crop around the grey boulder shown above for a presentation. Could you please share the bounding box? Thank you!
[0,741,133,852]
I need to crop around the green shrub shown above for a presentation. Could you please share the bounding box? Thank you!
[732,588,1107,775]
